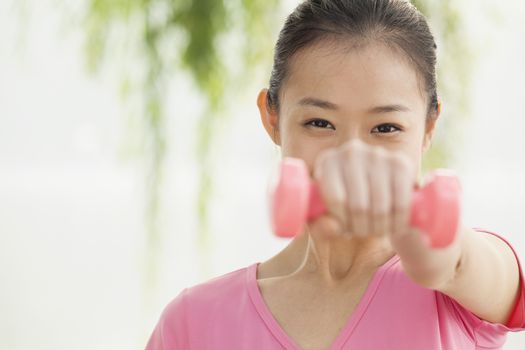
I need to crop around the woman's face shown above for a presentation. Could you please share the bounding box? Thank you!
[258,41,438,177]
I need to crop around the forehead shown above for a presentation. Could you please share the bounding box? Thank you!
[281,41,426,114]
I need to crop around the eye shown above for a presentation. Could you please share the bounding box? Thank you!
[372,124,402,134]
[304,119,335,130]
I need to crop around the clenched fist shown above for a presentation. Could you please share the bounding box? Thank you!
[309,138,421,244]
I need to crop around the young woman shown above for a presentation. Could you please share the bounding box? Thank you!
[146,1,525,349]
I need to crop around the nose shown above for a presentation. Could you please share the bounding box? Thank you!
[335,123,369,147]
[339,136,368,150]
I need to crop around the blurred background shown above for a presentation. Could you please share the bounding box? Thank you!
[1,0,524,349]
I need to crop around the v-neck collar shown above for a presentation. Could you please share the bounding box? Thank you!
[246,254,399,350]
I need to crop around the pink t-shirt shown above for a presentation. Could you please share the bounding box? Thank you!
[146,228,525,349]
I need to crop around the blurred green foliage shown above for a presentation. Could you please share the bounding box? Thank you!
[79,0,473,289]
[412,0,474,172]
[81,0,279,290]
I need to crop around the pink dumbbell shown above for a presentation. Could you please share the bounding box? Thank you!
[269,157,461,248]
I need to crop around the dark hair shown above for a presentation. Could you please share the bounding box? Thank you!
[267,0,438,119]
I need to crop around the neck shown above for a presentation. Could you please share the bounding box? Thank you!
[279,228,395,286]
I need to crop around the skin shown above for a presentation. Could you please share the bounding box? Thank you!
[256,40,521,340]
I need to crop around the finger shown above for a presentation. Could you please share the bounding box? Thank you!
[313,149,347,236]
[391,152,415,240]
[368,146,391,237]
[340,142,369,237]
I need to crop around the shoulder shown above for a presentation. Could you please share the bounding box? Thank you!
[146,264,255,349]
[437,228,525,347]
[165,263,253,316]
[188,264,251,299]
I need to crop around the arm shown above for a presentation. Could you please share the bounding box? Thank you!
[396,224,521,325]
[434,226,521,325]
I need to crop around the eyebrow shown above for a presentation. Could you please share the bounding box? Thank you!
[297,97,411,114]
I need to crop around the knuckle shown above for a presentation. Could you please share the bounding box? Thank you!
[342,139,366,155]
[391,152,413,172]
[349,138,365,147]
[371,145,388,159]
[317,148,336,166]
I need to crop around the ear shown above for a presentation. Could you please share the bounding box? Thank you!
[422,97,441,154]
[257,88,281,146]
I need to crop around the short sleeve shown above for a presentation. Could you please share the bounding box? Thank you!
[145,288,189,350]
[441,228,525,348]
[473,228,525,330]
